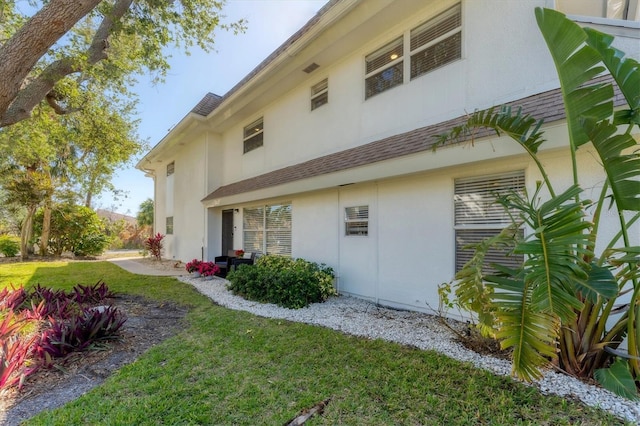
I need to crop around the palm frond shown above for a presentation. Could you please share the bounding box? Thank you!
[434,107,554,193]
[435,106,546,153]
[486,273,559,381]
[535,8,612,149]
[608,247,640,285]
[453,226,521,335]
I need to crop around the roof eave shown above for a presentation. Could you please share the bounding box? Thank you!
[202,0,360,124]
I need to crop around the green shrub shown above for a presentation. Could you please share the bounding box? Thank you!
[0,235,20,257]
[33,204,110,256]
[226,255,336,309]
[73,233,110,257]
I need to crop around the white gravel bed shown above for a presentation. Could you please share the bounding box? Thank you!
[180,275,640,423]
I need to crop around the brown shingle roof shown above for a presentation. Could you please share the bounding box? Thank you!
[191,93,223,116]
[203,75,623,202]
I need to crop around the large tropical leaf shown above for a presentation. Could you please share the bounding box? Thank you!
[582,119,640,212]
[594,358,639,400]
[585,27,640,125]
[574,263,619,303]
[535,8,612,149]
[501,185,590,322]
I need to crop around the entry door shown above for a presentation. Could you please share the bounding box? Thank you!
[221,210,234,255]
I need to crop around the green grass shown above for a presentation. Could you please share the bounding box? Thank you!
[0,261,630,425]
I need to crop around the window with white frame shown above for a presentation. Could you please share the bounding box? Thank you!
[365,3,462,99]
[454,171,525,272]
[243,118,264,154]
[365,37,404,99]
[166,216,174,235]
[311,78,329,110]
[243,202,292,256]
[345,206,369,236]
[410,4,462,80]
[166,161,175,176]
[556,0,639,21]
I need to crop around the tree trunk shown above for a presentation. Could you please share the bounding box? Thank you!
[85,184,94,208]
[20,205,37,261]
[39,196,52,256]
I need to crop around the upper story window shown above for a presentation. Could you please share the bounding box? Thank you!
[345,205,369,236]
[410,4,462,79]
[166,161,175,176]
[311,78,329,110]
[365,3,462,99]
[365,37,404,99]
[556,0,639,21]
[243,118,264,154]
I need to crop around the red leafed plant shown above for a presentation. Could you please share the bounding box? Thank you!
[37,306,127,361]
[0,282,126,393]
[145,233,165,260]
[198,261,220,277]
[71,281,114,305]
[0,310,39,392]
[0,334,39,392]
[185,259,203,273]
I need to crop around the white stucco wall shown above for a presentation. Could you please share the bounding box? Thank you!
[147,0,638,314]
[155,134,208,261]
[210,0,566,190]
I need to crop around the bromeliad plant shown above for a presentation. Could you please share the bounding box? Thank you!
[438,8,639,398]
[0,282,126,392]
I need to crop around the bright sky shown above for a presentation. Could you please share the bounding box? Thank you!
[97,0,328,216]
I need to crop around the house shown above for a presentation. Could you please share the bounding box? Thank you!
[136,0,640,314]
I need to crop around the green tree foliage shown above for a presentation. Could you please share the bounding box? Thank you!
[0,0,245,128]
[438,9,639,398]
[33,203,109,256]
[136,198,154,229]
[0,89,142,257]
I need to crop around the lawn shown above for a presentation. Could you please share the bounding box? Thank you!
[0,261,630,425]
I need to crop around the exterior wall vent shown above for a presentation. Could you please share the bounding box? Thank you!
[303,62,320,73]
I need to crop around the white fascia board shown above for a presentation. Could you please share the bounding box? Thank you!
[135,112,205,174]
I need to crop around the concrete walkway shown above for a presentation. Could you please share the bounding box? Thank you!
[107,257,186,277]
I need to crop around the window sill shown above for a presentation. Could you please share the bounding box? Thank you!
[567,14,640,38]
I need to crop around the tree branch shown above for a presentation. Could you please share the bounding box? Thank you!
[46,93,81,115]
[0,0,102,120]
[0,0,135,127]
